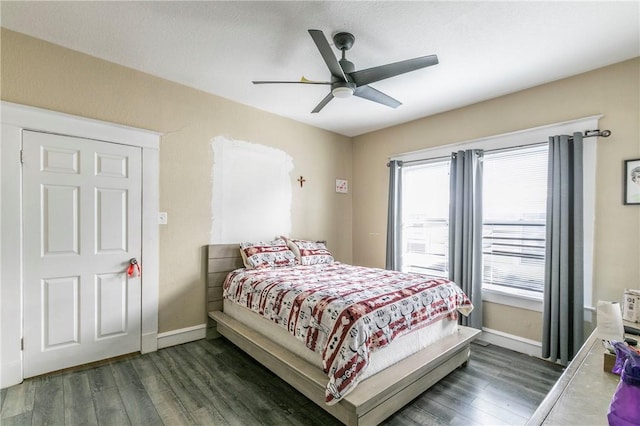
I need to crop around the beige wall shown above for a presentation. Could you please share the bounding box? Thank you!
[353,58,640,341]
[483,302,543,342]
[1,29,353,333]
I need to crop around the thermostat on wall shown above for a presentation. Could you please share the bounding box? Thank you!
[335,179,348,194]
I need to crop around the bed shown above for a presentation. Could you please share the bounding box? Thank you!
[207,242,480,426]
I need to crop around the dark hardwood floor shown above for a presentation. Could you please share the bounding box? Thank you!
[0,338,564,425]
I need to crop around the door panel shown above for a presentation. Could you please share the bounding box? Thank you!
[95,152,128,178]
[96,188,127,253]
[23,130,142,377]
[41,146,80,174]
[42,185,80,255]
[42,276,80,348]
[96,272,128,338]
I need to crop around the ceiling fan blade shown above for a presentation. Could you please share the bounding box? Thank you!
[311,92,334,113]
[349,55,439,87]
[354,85,401,109]
[308,29,347,81]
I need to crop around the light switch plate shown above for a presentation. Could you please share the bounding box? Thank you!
[335,179,348,194]
[158,212,168,225]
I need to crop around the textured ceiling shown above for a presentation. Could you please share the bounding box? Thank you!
[1,1,639,137]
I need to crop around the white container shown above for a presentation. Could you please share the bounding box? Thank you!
[622,289,640,323]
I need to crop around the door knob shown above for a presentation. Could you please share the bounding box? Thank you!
[127,258,141,277]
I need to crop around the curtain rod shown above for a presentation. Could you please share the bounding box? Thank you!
[387,128,612,167]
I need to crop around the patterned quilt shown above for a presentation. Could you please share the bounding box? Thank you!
[223,262,473,405]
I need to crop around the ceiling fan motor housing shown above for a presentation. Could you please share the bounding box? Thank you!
[339,59,355,74]
[333,57,355,97]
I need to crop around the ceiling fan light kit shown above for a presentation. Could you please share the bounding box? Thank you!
[253,29,438,113]
[332,85,355,98]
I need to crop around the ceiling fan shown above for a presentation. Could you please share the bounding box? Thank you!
[252,29,439,113]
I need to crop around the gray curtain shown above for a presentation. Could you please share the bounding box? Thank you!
[542,133,584,365]
[386,160,403,270]
[448,149,484,329]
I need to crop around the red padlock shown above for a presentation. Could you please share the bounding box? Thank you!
[128,258,141,278]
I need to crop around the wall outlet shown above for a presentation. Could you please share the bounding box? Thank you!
[158,212,168,225]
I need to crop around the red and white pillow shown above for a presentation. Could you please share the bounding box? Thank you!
[240,239,297,269]
[286,239,334,266]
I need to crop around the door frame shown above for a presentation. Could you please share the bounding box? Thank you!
[1,101,161,388]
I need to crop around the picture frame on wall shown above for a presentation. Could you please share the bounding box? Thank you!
[624,158,640,205]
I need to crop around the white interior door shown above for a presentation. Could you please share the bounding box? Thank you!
[22,130,142,377]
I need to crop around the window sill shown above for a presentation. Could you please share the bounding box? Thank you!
[482,284,543,312]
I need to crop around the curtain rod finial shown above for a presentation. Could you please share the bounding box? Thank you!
[584,129,612,138]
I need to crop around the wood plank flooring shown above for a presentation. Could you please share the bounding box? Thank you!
[1,338,563,425]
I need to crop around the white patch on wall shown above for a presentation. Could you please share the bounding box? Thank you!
[211,136,293,243]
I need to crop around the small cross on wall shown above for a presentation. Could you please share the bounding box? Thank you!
[297,176,306,188]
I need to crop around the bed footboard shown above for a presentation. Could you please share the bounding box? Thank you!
[209,310,479,426]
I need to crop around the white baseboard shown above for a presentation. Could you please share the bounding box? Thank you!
[157,324,207,349]
[480,327,542,358]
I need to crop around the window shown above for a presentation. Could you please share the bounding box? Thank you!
[401,160,450,277]
[482,144,548,294]
[392,116,598,310]
[400,144,549,296]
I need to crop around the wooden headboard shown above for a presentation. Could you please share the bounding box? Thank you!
[206,244,243,313]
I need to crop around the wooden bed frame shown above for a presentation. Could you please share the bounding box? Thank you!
[206,244,480,426]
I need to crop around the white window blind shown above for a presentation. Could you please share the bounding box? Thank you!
[401,159,450,277]
[482,144,548,293]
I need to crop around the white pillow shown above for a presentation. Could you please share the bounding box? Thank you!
[239,239,297,269]
[286,239,334,266]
